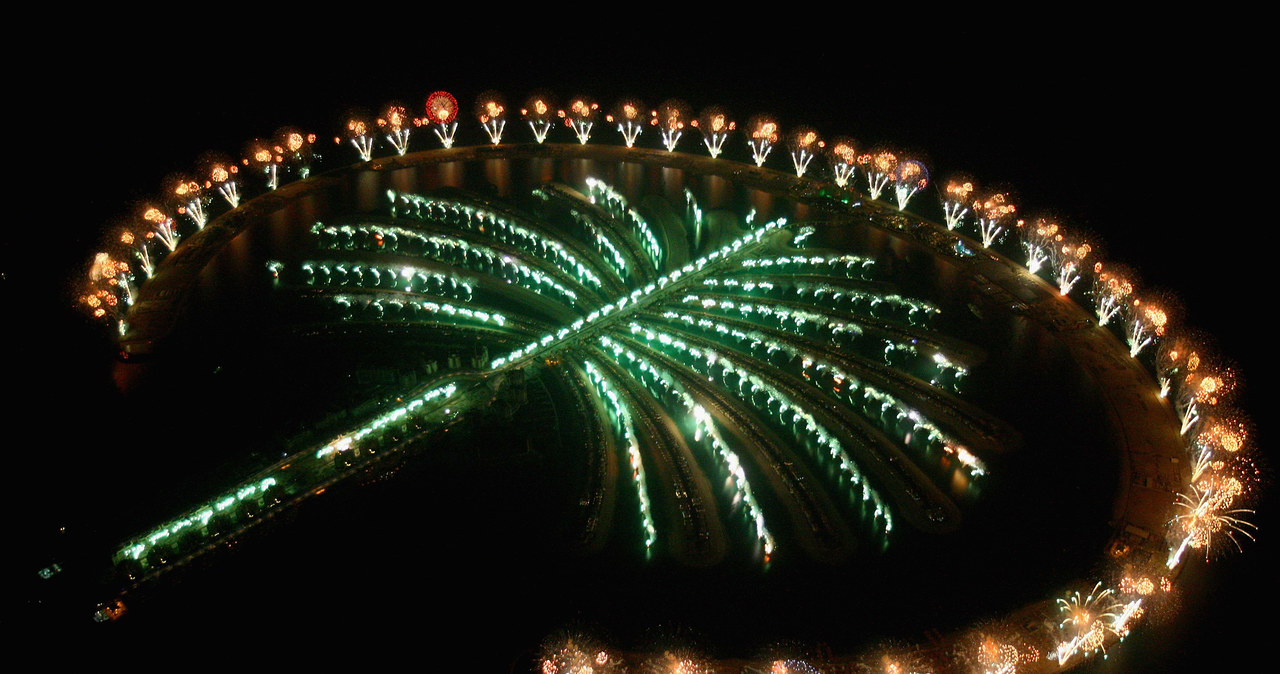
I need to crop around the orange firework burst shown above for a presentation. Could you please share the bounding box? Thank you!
[425,91,458,125]
[475,90,507,123]
[378,104,409,132]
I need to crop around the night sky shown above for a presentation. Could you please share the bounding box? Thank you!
[14,30,1272,670]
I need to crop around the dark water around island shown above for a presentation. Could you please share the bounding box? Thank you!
[34,155,1123,667]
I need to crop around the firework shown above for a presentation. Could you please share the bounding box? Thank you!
[377,103,412,155]
[202,153,241,208]
[607,97,645,147]
[1168,484,1256,566]
[642,651,711,674]
[117,227,154,278]
[424,91,459,148]
[787,126,823,177]
[858,150,897,200]
[1125,295,1170,358]
[940,175,975,230]
[141,204,180,252]
[1175,364,1235,435]
[562,96,598,144]
[165,175,208,230]
[653,99,690,152]
[1053,582,1121,664]
[475,90,507,144]
[1155,331,1206,398]
[539,634,620,674]
[971,192,1015,248]
[1048,232,1092,295]
[892,159,929,210]
[522,92,556,143]
[245,138,282,190]
[82,251,134,334]
[277,127,316,179]
[343,112,376,161]
[1015,218,1058,274]
[693,105,735,158]
[1090,261,1135,326]
[828,137,858,187]
[747,115,779,166]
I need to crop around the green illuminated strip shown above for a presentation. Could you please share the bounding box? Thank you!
[599,335,776,556]
[584,177,663,271]
[584,360,657,549]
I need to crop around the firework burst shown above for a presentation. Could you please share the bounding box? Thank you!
[607,97,646,147]
[475,90,507,144]
[201,153,241,208]
[653,99,690,152]
[787,126,822,177]
[940,175,975,230]
[522,92,556,143]
[1090,261,1135,326]
[343,111,376,161]
[1048,232,1093,295]
[245,138,282,190]
[377,103,412,155]
[858,150,897,200]
[747,115,779,166]
[1053,582,1122,665]
[165,174,208,230]
[693,105,734,158]
[562,96,598,144]
[892,159,929,210]
[971,192,1015,248]
[424,91,459,148]
[828,137,858,187]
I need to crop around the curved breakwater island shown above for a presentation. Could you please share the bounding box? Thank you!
[54,113,1251,672]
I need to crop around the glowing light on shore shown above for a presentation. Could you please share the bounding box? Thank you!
[653,99,689,152]
[424,91,459,148]
[522,93,556,143]
[972,192,1015,248]
[747,115,779,166]
[563,96,598,144]
[693,105,734,158]
[941,176,974,230]
[788,126,822,177]
[893,159,929,210]
[828,137,858,187]
[475,91,507,144]
[377,103,412,155]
